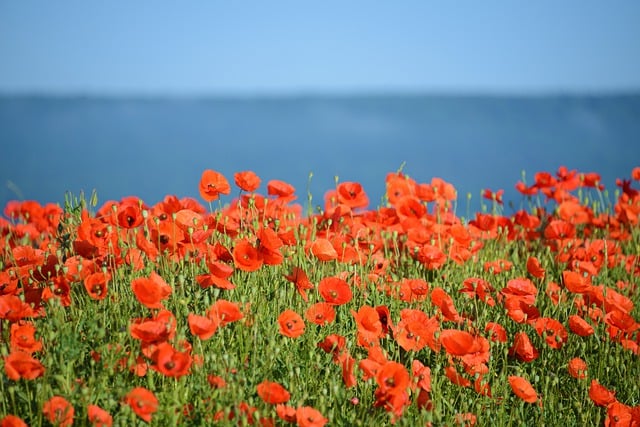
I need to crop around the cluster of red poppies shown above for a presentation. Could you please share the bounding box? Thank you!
[1,166,639,425]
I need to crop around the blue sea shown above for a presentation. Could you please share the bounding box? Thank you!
[1,94,638,218]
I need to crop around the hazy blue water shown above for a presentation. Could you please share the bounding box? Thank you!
[1,94,638,217]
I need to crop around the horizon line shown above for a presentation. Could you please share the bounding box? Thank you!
[2,87,640,100]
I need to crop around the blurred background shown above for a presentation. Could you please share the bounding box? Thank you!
[1,1,639,217]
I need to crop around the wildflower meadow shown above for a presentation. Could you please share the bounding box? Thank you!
[1,165,640,426]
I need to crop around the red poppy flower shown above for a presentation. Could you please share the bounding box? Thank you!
[207,300,244,326]
[84,271,111,301]
[562,270,592,294]
[87,404,113,427]
[0,271,19,296]
[376,361,410,394]
[484,322,508,343]
[276,404,297,423]
[589,379,616,407]
[116,200,145,229]
[526,256,545,279]
[124,387,159,422]
[534,317,568,350]
[483,188,504,204]
[508,376,538,403]
[150,341,193,378]
[130,310,176,343]
[568,315,595,337]
[411,360,432,393]
[568,357,588,380]
[171,208,203,232]
[516,181,539,196]
[10,322,43,354]
[199,169,231,202]
[430,287,463,323]
[445,365,471,388]
[0,415,28,427]
[284,267,315,302]
[416,244,447,270]
[197,260,235,290]
[605,401,638,427]
[504,296,540,324]
[257,380,291,405]
[352,305,383,348]
[0,295,36,322]
[42,396,74,427]
[336,181,369,209]
[508,332,539,363]
[207,375,227,389]
[305,302,336,326]
[318,276,352,305]
[460,277,495,306]
[233,239,264,272]
[131,271,172,309]
[267,180,296,199]
[544,219,575,240]
[295,406,328,427]
[317,334,347,362]
[188,313,219,340]
[278,310,305,338]
[484,258,513,274]
[234,170,261,192]
[4,350,45,380]
[310,238,339,262]
[440,329,478,356]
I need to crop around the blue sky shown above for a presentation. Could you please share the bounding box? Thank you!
[1,1,640,95]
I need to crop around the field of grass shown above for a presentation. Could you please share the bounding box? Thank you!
[1,166,639,426]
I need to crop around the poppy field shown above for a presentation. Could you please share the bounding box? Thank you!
[1,166,640,426]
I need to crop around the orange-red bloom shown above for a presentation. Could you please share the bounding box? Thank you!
[207,299,244,326]
[4,350,45,380]
[234,170,261,192]
[131,271,172,309]
[318,276,352,305]
[568,357,588,380]
[284,267,315,302]
[484,322,508,343]
[305,302,336,326]
[197,260,235,290]
[352,305,384,348]
[526,256,545,279]
[87,404,113,427]
[257,380,291,405]
[589,379,616,407]
[42,396,74,427]
[295,406,328,427]
[267,179,296,199]
[188,313,219,340]
[509,332,539,363]
[278,309,305,338]
[199,169,231,202]
[233,239,264,272]
[10,321,43,354]
[310,238,339,262]
[130,309,176,343]
[534,317,568,350]
[124,387,158,422]
[508,376,538,403]
[84,271,111,301]
[336,181,369,209]
[150,341,193,378]
[0,415,28,427]
[568,315,595,337]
